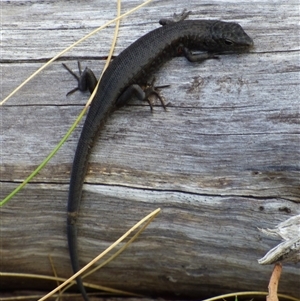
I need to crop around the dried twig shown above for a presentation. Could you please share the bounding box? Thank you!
[266,263,282,301]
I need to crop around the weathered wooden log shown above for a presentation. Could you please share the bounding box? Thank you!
[1,0,299,299]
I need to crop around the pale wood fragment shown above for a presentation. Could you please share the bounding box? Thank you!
[258,215,300,264]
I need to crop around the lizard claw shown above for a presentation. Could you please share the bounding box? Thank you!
[172,9,191,22]
[62,62,82,96]
[144,78,169,111]
[159,9,191,26]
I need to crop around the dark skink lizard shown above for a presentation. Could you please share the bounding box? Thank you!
[64,13,253,300]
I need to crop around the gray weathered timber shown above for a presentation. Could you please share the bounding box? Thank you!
[1,0,299,299]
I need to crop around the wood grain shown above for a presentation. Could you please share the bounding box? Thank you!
[1,0,299,299]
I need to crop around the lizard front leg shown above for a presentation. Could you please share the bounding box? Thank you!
[63,61,98,95]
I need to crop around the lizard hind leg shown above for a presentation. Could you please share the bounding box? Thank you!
[143,78,169,110]
[115,78,169,111]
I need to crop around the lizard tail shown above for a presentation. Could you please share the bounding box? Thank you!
[67,223,90,301]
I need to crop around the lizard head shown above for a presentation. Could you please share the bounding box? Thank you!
[210,21,254,52]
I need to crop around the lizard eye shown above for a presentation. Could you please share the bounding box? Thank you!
[224,39,234,46]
